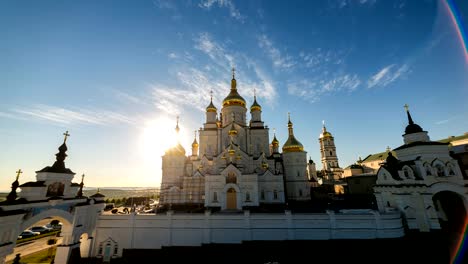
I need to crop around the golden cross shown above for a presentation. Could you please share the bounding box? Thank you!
[254,88,256,97]
[288,112,291,121]
[15,169,22,181]
[194,130,197,138]
[210,90,213,100]
[273,128,276,134]
[63,131,70,143]
[232,67,235,79]
[404,104,409,112]
[322,120,325,126]
[81,173,85,183]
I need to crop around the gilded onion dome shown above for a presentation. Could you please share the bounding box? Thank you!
[250,95,261,112]
[192,131,198,148]
[222,68,246,107]
[319,121,333,138]
[206,97,217,112]
[282,114,304,152]
[271,133,279,147]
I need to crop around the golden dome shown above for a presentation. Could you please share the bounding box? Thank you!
[222,70,246,107]
[282,114,304,152]
[206,100,217,112]
[250,96,261,112]
[282,136,304,152]
[271,134,279,147]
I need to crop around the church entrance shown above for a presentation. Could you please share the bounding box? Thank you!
[432,191,467,263]
[226,188,237,209]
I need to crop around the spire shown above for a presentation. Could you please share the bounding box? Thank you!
[250,88,262,112]
[404,104,414,125]
[37,131,74,174]
[6,169,22,202]
[287,112,293,135]
[77,173,85,197]
[320,120,332,138]
[175,116,180,134]
[282,113,304,152]
[231,67,237,90]
[403,104,423,134]
[271,128,279,147]
[192,131,198,145]
[206,90,217,112]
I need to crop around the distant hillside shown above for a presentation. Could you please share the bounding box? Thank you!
[0,188,159,202]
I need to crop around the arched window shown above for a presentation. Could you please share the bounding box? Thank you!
[447,164,456,176]
[435,164,445,177]
[330,151,333,156]
[299,189,303,197]
[261,190,265,200]
[245,192,251,201]
[213,192,218,202]
[273,190,278,200]
[424,164,432,176]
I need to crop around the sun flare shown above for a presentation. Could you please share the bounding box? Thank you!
[139,116,190,161]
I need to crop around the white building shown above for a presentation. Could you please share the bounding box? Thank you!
[159,70,311,210]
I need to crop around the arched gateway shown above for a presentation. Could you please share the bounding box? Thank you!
[0,134,105,264]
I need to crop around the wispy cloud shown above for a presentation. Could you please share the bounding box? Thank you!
[258,34,296,69]
[194,32,235,71]
[168,52,179,59]
[6,104,137,126]
[288,74,361,102]
[199,0,244,22]
[435,115,462,125]
[367,64,410,88]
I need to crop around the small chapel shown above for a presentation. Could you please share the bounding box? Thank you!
[159,69,312,210]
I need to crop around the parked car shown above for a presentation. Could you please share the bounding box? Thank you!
[30,225,52,234]
[19,230,40,239]
[46,222,63,231]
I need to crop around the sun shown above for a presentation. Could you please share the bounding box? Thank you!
[139,116,192,160]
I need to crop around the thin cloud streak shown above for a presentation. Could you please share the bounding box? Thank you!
[199,0,244,22]
[288,74,361,103]
[367,64,410,88]
[258,34,296,69]
[9,104,137,126]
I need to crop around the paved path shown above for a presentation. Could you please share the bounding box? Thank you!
[5,236,62,262]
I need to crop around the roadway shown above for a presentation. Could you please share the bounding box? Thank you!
[5,235,63,262]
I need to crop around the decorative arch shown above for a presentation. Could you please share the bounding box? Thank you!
[20,208,73,233]
[423,162,433,176]
[445,162,456,176]
[402,165,415,179]
[431,159,447,177]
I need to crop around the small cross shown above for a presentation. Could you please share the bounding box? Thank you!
[273,128,276,134]
[210,90,213,100]
[15,169,22,181]
[81,173,85,183]
[232,67,235,79]
[254,88,256,97]
[63,131,70,143]
[322,120,325,126]
[404,104,409,112]
[194,130,197,138]
[288,112,291,121]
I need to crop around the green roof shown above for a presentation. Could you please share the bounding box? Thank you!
[361,151,396,163]
[437,133,468,144]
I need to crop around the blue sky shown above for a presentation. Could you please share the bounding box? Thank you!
[1,0,467,191]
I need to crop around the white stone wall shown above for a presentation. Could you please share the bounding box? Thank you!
[92,210,404,258]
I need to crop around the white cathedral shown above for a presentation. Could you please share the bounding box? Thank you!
[159,71,314,210]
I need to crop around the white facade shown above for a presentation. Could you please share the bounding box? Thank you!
[374,108,468,232]
[159,74,311,209]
